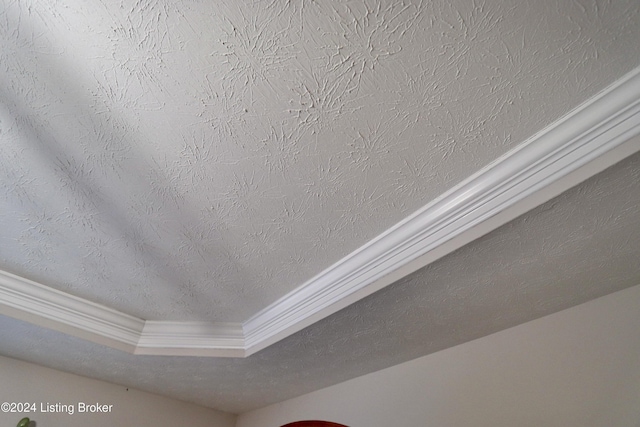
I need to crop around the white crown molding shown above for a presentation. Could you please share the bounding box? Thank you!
[241,66,640,355]
[0,270,247,357]
[1,67,640,358]
[136,321,245,357]
[0,270,143,353]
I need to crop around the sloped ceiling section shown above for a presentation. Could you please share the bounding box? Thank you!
[1,150,640,413]
[2,0,640,356]
[1,0,640,412]
[1,66,640,357]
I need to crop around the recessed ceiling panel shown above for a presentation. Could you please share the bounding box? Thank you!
[1,0,639,325]
[1,150,640,413]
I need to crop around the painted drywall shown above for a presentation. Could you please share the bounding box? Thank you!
[0,355,236,427]
[236,284,640,427]
[2,0,640,324]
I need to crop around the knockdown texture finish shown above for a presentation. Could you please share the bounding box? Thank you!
[1,151,640,413]
[2,0,640,415]
[2,0,640,324]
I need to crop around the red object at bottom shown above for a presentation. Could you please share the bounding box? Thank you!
[281,422,348,427]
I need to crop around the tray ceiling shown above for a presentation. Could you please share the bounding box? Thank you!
[2,149,640,413]
[2,67,639,357]
[2,0,639,321]
[2,0,640,413]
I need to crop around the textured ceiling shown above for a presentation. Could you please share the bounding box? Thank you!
[1,150,640,413]
[2,0,640,415]
[2,0,640,322]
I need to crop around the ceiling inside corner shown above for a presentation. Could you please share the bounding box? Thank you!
[1,0,640,323]
[1,0,640,414]
[2,149,640,414]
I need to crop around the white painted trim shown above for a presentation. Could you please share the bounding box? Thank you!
[0,270,247,357]
[241,66,640,355]
[0,270,143,353]
[136,321,245,357]
[1,66,640,358]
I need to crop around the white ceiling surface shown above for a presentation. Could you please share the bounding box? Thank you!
[1,0,640,414]
[1,150,640,414]
[2,0,640,323]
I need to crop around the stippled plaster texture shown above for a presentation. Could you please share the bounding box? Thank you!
[1,150,640,414]
[1,0,640,321]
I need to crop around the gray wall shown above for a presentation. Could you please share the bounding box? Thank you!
[0,355,236,427]
[237,284,640,427]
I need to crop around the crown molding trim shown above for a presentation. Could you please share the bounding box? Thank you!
[136,321,245,357]
[1,66,640,358]
[0,270,143,353]
[0,270,247,357]
[241,66,640,355]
